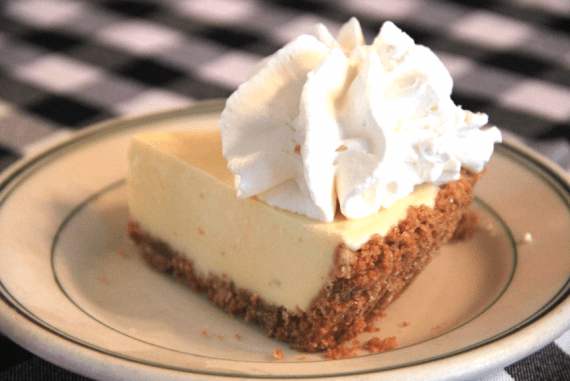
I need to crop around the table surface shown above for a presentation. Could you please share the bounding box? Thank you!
[1,0,569,380]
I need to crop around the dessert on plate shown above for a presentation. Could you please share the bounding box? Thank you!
[127,18,501,352]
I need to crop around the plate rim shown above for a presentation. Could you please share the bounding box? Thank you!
[1,99,570,381]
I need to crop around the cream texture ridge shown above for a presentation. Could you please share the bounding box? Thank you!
[220,18,501,222]
[127,129,438,312]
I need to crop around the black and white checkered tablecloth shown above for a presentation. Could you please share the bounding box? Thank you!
[0,0,569,380]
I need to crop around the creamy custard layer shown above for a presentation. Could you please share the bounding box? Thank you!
[127,130,438,311]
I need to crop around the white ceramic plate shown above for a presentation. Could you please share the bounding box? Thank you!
[1,100,569,380]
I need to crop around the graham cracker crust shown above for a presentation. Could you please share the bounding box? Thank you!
[127,170,481,352]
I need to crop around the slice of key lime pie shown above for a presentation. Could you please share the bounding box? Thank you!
[127,19,501,352]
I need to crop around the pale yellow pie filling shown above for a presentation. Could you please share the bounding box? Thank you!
[127,130,438,312]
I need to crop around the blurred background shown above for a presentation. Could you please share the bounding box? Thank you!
[0,0,569,380]
[1,0,569,169]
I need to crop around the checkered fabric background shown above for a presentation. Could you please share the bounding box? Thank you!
[0,0,569,380]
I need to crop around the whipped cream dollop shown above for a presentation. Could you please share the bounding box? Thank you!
[220,18,502,222]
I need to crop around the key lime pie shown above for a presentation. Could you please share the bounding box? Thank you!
[127,19,501,352]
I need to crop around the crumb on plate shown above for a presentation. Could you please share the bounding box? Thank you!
[362,336,398,353]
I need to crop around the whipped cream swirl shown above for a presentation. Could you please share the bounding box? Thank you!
[220,18,502,222]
